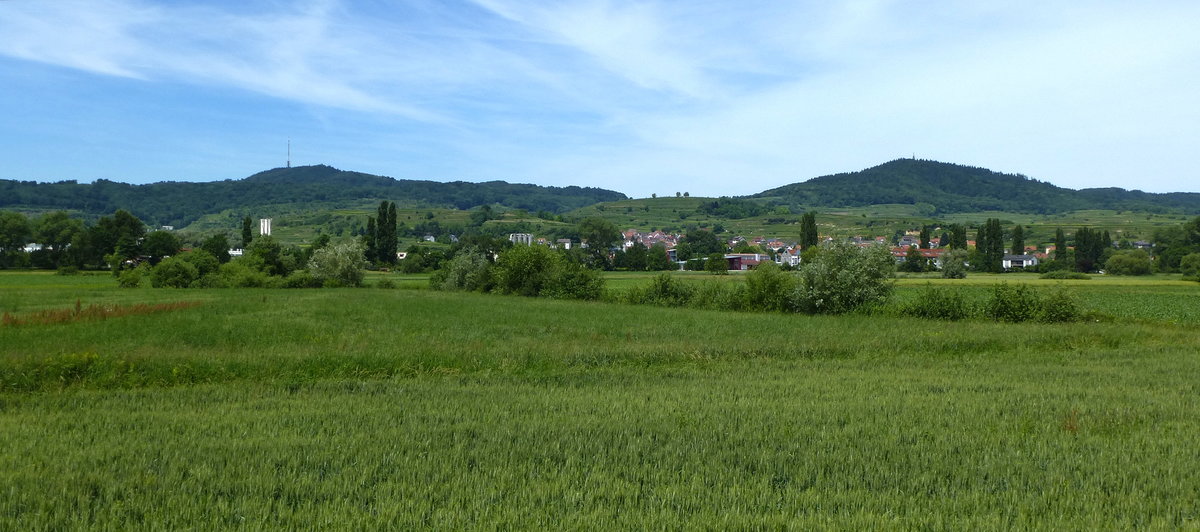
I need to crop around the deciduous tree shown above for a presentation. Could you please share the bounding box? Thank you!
[1104,249,1152,275]
[142,230,181,265]
[308,240,368,287]
[200,234,232,263]
[793,241,895,314]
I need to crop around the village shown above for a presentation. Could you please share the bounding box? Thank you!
[502,228,1093,272]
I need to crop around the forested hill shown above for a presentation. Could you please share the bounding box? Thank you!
[0,165,627,226]
[752,159,1200,215]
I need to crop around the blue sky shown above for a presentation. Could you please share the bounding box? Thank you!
[2,0,1198,198]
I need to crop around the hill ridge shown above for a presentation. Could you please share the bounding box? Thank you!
[0,165,628,226]
[751,159,1200,215]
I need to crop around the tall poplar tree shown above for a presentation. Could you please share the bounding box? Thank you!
[952,224,968,249]
[1054,228,1067,262]
[241,216,253,248]
[975,225,987,265]
[1011,225,1025,255]
[386,202,399,263]
[374,201,398,264]
[975,218,1004,272]
[987,219,1005,272]
[800,212,819,249]
[1073,227,1108,272]
[364,216,377,263]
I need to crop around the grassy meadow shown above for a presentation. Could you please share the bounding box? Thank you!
[2,271,1199,528]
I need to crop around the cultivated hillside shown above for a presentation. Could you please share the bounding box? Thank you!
[752,159,1200,215]
[0,165,627,227]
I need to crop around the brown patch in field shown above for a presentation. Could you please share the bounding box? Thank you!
[1061,408,1081,435]
[0,300,202,327]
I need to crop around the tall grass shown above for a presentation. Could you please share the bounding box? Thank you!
[3,360,1198,528]
[1,271,1198,527]
[5,286,1190,392]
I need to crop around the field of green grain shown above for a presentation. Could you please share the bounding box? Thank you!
[1,271,1198,528]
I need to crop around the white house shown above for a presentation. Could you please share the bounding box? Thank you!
[1002,254,1039,270]
[775,248,801,267]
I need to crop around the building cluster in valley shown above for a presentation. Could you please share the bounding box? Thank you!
[507,228,1073,272]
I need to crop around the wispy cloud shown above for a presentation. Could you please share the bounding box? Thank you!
[0,0,447,119]
[469,0,722,99]
[1,0,1198,194]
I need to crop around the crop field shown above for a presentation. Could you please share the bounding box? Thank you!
[2,271,1199,528]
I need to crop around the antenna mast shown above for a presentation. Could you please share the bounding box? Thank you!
[287,139,291,168]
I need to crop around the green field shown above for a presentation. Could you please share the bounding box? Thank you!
[2,272,1199,528]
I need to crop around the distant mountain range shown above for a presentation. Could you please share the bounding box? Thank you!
[2,159,1197,227]
[0,165,627,226]
[753,159,1200,215]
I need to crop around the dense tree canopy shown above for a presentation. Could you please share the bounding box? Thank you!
[1152,216,1200,272]
[578,217,620,251]
[683,230,724,256]
[0,165,626,227]
[696,198,766,219]
[1073,227,1109,273]
[142,230,182,264]
[0,211,31,252]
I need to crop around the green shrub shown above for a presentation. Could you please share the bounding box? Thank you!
[1104,249,1153,276]
[1040,270,1090,280]
[1179,252,1200,279]
[745,261,796,312]
[688,281,747,311]
[985,283,1037,323]
[150,256,200,288]
[116,264,147,288]
[55,265,80,276]
[940,249,968,279]
[307,241,367,288]
[244,235,294,277]
[985,283,1081,323]
[544,261,605,301]
[794,242,895,314]
[494,245,561,297]
[212,261,273,288]
[625,273,695,307]
[281,270,323,288]
[903,284,976,321]
[1036,287,1082,323]
[431,248,493,292]
[178,249,220,277]
[376,278,397,289]
[704,253,728,275]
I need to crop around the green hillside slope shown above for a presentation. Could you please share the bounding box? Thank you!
[753,159,1200,215]
[0,165,627,227]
